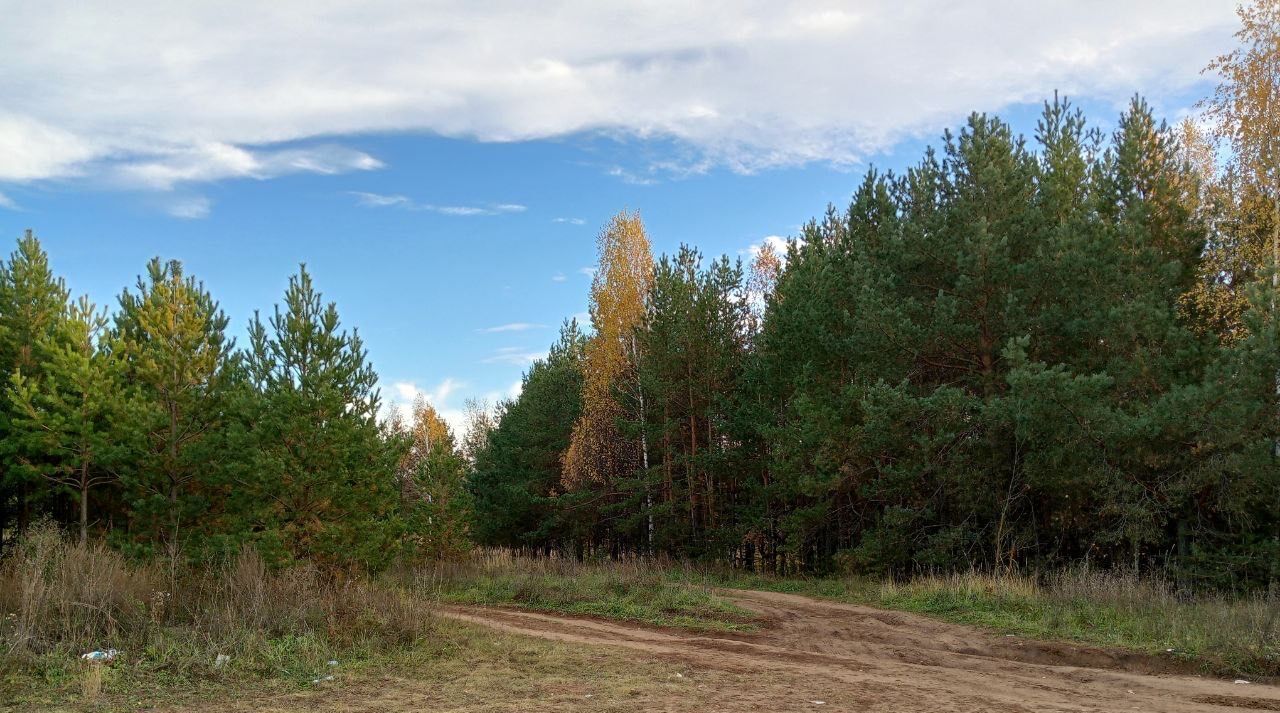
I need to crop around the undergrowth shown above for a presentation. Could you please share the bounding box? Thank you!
[417,550,757,632]
[688,565,1280,678]
[0,523,443,709]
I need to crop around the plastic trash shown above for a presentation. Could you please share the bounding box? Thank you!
[810,701,826,705]
[214,654,231,669]
[1235,679,1251,685]
[310,675,335,683]
[327,660,339,667]
[81,649,119,662]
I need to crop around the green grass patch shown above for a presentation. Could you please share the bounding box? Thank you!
[421,553,758,632]
[682,566,1280,678]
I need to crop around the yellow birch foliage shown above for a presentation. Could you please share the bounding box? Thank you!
[563,211,654,489]
[1204,0,1280,195]
[1192,0,1280,338]
[401,395,453,473]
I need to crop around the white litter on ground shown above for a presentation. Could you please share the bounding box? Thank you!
[80,649,119,662]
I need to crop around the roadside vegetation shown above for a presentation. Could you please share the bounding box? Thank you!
[0,524,444,710]
[2,528,1277,711]
[704,567,1280,678]
[425,551,1279,679]
[421,550,756,632]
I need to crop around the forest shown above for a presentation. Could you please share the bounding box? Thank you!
[1,6,1278,600]
[470,97,1279,590]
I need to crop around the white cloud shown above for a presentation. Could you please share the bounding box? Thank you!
[0,191,19,210]
[743,235,792,258]
[432,204,525,216]
[0,114,96,181]
[607,166,659,186]
[482,346,546,365]
[350,191,526,216]
[351,191,411,208]
[578,266,596,278]
[385,377,467,435]
[477,378,526,407]
[0,2,1237,187]
[167,196,212,219]
[477,322,547,333]
[553,217,585,225]
[117,143,381,190]
[551,272,567,282]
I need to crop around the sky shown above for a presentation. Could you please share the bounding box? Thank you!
[0,0,1243,432]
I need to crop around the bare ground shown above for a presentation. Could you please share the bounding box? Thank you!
[183,589,1280,712]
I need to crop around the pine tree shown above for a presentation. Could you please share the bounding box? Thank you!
[7,297,140,543]
[637,246,750,556]
[237,266,400,570]
[469,320,586,551]
[112,258,235,548]
[0,231,72,546]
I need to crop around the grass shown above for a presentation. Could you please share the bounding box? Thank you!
[681,565,1280,678]
[0,529,753,711]
[4,526,1277,709]
[419,550,1279,678]
[0,523,445,710]
[417,550,758,632]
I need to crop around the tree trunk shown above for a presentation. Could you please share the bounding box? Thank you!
[79,465,89,545]
[632,334,653,556]
[1272,196,1278,458]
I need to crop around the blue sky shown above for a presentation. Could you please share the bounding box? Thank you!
[0,1,1241,429]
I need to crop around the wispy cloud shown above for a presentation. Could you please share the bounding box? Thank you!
[351,191,410,208]
[167,196,211,219]
[350,191,526,216]
[552,217,585,225]
[607,166,659,186]
[482,346,546,365]
[578,266,596,278]
[477,322,547,333]
[385,377,467,434]
[116,143,381,190]
[551,272,567,282]
[0,191,19,210]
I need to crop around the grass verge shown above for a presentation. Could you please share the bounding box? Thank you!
[416,551,1279,678]
[0,524,441,711]
[417,551,758,632]
[688,566,1280,679]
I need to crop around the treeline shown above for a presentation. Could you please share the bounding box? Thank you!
[0,243,470,569]
[470,96,1280,589]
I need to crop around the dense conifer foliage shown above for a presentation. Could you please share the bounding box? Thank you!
[2,3,1277,590]
[470,97,1279,589]
[0,250,473,571]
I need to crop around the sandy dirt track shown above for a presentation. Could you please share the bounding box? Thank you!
[434,589,1280,713]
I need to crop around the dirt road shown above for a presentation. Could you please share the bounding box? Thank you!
[437,589,1280,712]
